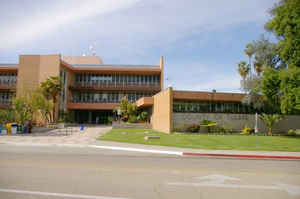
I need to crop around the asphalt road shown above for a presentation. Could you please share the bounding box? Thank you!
[0,145,300,199]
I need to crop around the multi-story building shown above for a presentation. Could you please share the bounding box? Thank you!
[2,54,299,133]
[0,54,164,124]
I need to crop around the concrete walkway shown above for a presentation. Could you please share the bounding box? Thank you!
[1,126,300,158]
[0,126,111,145]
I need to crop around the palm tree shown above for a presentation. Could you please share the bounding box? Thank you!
[40,76,62,123]
[254,61,263,76]
[238,61,250,80]
[259,113,282,136]
[244,44,255,66]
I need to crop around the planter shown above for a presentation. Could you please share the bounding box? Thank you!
[58,123,65,129]
[1,129,7,135]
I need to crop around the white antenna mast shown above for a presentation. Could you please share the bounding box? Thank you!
[89,45,96,56]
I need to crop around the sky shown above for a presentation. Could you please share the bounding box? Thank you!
[0,0,278,93]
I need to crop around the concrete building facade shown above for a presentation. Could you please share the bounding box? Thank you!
[0,54,163,124]
[2,54,299,133]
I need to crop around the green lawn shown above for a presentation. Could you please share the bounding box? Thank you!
[98,128,300,152]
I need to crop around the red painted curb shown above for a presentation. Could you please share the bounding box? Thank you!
[183,152,300,160]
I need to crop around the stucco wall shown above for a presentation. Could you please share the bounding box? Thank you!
[152,87,173,133]
[17,55,60,95]
[17,55,40,96]
[173,113,300,133]
[17,55,61,121]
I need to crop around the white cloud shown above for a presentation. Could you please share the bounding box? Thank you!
[0,0,277,50]
[175,74,242,93]
[0,0,139,48]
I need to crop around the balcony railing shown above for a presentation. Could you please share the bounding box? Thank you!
[69,83,161,92]
[0,82,16,90]
[0,99,12,109]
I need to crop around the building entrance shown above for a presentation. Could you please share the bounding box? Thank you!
[74,110,113,124]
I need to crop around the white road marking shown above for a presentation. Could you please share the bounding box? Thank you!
[0,188,131,199]
[1,142,183,156]
[168,174,300,196]
[195,174,240,184]
[88,145,183,156]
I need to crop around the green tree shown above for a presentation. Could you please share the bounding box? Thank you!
[259,113,283,136]
[30,89,53,124]
[261,67,281,111]
[251,36,282,69]
[279,67,300,114]
[40,76,62,123]
[0,109,16,124]
[115,96,139,122]
[12,97,33,125]
[265,0,300,67]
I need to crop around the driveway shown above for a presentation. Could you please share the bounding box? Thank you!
[0,125,112,145]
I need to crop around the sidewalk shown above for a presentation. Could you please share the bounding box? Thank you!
[0,126,111,145]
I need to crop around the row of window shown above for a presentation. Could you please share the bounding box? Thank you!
[74,74,160,85]
[173,101,265,114]
[71,92,154,103]
[0,73,17,85]
[0,92,14,104]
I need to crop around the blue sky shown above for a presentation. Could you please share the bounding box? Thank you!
[0,0,278,92]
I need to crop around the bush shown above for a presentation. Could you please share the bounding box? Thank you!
[107,116,113,125]
[241,126,254,135]
[286,129,300,136]
[128,115,138,123]
[140,112,148,121]
[174,123,189,132]
[187,124,200,133]
[200,120,217,133]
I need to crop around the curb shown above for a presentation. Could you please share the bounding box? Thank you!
[2,142,300,160]
[182,152,300,160]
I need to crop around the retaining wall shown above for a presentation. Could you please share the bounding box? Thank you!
[112,122,151,129]
[173,113,300,133]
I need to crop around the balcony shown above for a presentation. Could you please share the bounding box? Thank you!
[0,100,12,109]
[69,83,161,92]
[67,102,118,110]
[0,82,16,90]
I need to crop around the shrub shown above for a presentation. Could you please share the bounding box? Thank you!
[200,120,217,133]
[137,111,148,122]
[286,129,300,136]
[259,114,283,136]
[187,124,200,133]
[174,123,190,132]
[107,116,113,125]
[128,115,138,123]
[241,126,254,135]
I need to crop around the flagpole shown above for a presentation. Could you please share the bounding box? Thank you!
[255,112,258,148]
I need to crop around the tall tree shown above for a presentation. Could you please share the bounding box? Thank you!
[265,0,300,67]
[40,76,62,123]
[237,61,250,81]
[279,67,300,114]
[260,67,281,111]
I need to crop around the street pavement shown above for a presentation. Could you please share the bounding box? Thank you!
[0,144,300,199]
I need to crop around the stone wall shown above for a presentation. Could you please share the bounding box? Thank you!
[112,122,151,129]
[173,113,300,133]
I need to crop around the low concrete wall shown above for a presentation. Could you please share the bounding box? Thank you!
[173,113,300,133]
[112,122,151,129]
